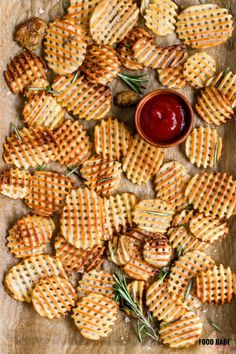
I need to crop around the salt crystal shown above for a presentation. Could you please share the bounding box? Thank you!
[38,8,45,14]
[124,317,130,323]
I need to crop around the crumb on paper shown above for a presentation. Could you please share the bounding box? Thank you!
[125,316,130,323]
[38,8,45,14]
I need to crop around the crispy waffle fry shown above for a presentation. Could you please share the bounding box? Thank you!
[185,172,236,219]
[176,4,234,49]
[185,126,222,169]
[123,254,156,281]
[53,120,92,167]
[24,171,74,216]
[158,65,186,89]
[146,280,186,322]
[122,135,164,185]
[154,161,190,211]
[171,209,195,227]
[80,156,122,197]
[4,255,66,302]
[61,187,107,249]
[207,69,236,108]
[67,0,100,26]
[196,86,233,126]
[32,276,76,319]
[44,18,87,75]
[3,126,58,169]
[104,193,137,234]
[24,78,49,98]
[127,280,146,316]
[73,292,118,340]
[183,53,216,89]
[189,213,228,244]
[94,117,131,162]
[0,168,31,199]
[159,311,203,348]
[133,199,174,233]
[133,39,187,70]
[81,45,120,85]
[143,237,172,267]
[52,74,112,120]
[142,0,178,36]
[77,270,114,298]
[168,250,215,307]
[22,92,65,130]
[90,0,139,46]
[107,235,133,266]
[196,264,236,304]
[55,235,105,273]
[4,50,46,94]
[17,214,55,247]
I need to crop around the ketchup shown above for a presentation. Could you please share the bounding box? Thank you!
[140,93,186,143]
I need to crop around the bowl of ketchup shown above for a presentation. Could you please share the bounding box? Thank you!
[135,89,194,147]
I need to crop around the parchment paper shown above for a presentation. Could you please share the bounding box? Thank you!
[0,1,236,353]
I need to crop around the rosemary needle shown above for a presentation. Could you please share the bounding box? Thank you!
[215,67,230,88]
[10,122,21,142]
[207,318,223,333]
[146,210,172,216]
[184,278,194,301]
[213,142,219,170]
[176,244,183,258]
[63,35,76,46]
[36,163,45,171]
[66,166,79,177]
[71,70,80,84]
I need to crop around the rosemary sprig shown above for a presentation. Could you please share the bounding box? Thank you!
[215,67,230,88]
[98,177,113,183]
[28,85,59,96]
[36,163,45,171]
[66,166,80,177]
[10,122,21,141]
[71,70,80,84]
[113,271,159,342]
[146,210,172,216]
[207,318,223,333]
[213,142,219,169]
[184,278,194,301]
[118,73,148,94]
[63,35,76,46]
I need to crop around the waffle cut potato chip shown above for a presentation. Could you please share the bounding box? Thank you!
[94,117,131,162]
[0,168,31,199]
[171,209,195,227]
[3,126,58,169]
[176,4,234,49]
[123,135,164,185]
[67,0,100,26]
[44,18,87,75]
[133,39,187,70]
[143,237,172,267]
[196,264,236,304]
[90,0,139,46]
[207,69,236,108]
[80,157,121,197]
[158,64,186,89]
[32,276,76,319]
[104,193,137,235]
[141,0,178,36]
[146,280,186,322]
[195,86,234,126]
[61,187,107,249]
[107,235,133,266]
[24,171,74,216]
[185,172,236,219]
[126,280,146,316]
[73,292,118,340]
[53,120,92,167]
[4,50,46,94]
[24,78,49,98]
[4,255,66,302]
[22,92,65,130]
[123,250,156,281]
[55,235,105,273]
[185,126,222,169]
[52,74,112,120]
[189,213,228,244]
[183,52,216,89]
[159,311,203,348]
[77,270,114,298]
[81,45,120,85]
[133,198,174,233]
[154,161,190,211]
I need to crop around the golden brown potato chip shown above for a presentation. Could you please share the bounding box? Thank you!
[24,171,74,216]
[196,264,236,304]
[0,168,31,199]
[24,78,49,98]
[176,4,234,49]
[72,292,118,340]
[107,235,134,266]
[32,276,76,319]
[185,126,222,169]
[53,120,92,167]
[54,235,105,273]
[122,135,164,185]
[44,18,87,75]
[77,269,114,298]
[52,74,112,120]
[22,92,65,130]
[183,52,216,89]
[123,254,156,281]
[4,255,66,302]
[143,237,172,267]
[158,64,186,89]
[90,0,139,46]
[4,50,46,94]
[159,311,203,348]
[207,69,236,108]
[61,187,108,249]
[154,161,190,211]
[185,172,236,219]
[126,280,146,316]
[67,0,100,26]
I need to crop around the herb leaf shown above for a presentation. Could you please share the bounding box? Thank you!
[118,73,148,94]
[71,70,80,84]
[66,166,79,177]
[63,35,76,46]
[184,278,194,301]
[158,266,170,281]
[10,122,21,142]
[215,67,230,88]
[207,318,223,333]
[36,163,45,171]
[213,142,219,169]
[146,210,172,216]
[176,244,183,258]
